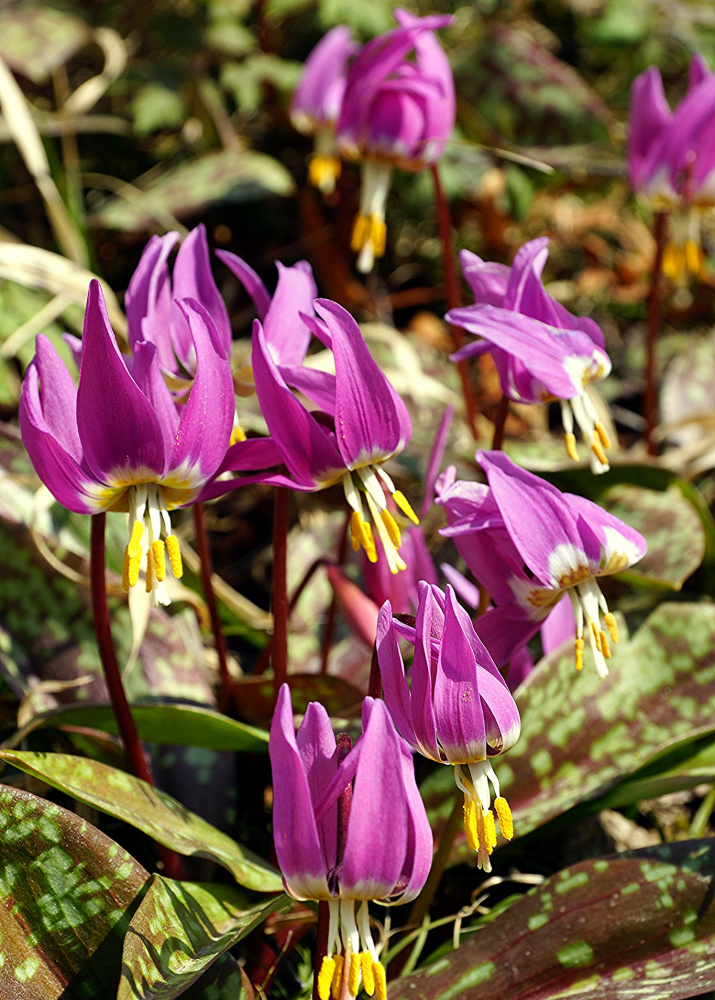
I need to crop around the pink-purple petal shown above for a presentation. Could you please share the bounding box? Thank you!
[376,601,417,749]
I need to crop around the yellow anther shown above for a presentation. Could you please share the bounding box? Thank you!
[351,214,369,252]
[374,962,387,1000]
[594,421,611,450]
[483,808,497,853]
[309,155,341,192]
[494,796,514,840]
[122,549,131,592]
[685,239,704,277]
[591,437,608,467]
[126,550,142,589]
[349,510,362,552]
[370,214,386,257]
[393,490,419,524]
[600,630,611,659]
[127,519,144,558]
[229,425,247,445]
[145,546,154,594]
[575,636,584,671]
[361,952,375,996]
[348,952,361,997]
[565,432,579,462]
[166,534,183,578]
[590,621,602,651]
[151,539,166,582]
[331,955,344,1000]
[362,520,377,563]
[604,612,619,643]
[464,796,478,852]
[474,807,492,872]
[318,956,336,1000]
[380,508,401,549]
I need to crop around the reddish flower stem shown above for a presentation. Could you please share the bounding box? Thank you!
[431,163,478,440]
[272,488,290,698]
[645,211,668,456]
[90,513,184,880]
[490,393,510,451]
[193,502,232,710]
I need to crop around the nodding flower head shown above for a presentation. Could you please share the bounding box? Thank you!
[269,684,432,1000]
[376,582,521,871]
[19,280,234,605]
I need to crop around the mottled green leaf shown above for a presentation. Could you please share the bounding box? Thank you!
[236,673,363,728]
[600,484,705,589]
[423,603,715,855]
[0,7,90,84]
[92,150,294,231]
[119,876,286,1000]
[0,782,148,998]
[25,702,269,752]
[390,840,715,1000]
[0,752,282,893]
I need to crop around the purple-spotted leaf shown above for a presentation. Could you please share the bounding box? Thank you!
[389,839,715,1000]
[0,782,148,998]
[0,751,282,892]
[599,484,705,589]
[422,603,715,855]
[119,876,286,1000]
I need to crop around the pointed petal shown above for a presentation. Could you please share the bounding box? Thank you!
[291,25,357,127]
[376,601,417,748]
[77,280,167,484]
[341,699,408,899]
[261,261,317,368]
[391,736,433,902]
[217,249,271,320]
[564,493,647,573]
[421,403,454,514]
[173,225,232,358]
[296,702,339,877]
[33,334,81,461]
[409,583,442,761]
[628,67,671,190]
[169,298,234,486]
[459,250,509,305]
[315,299,411,467]
[125,232,180,365]
[130,340,179,458]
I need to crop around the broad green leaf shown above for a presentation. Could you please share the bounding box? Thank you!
[0,7,90,83]
[0,782,148,998]
[23,702,269,752]
[0,752,282,893]
[422,603,715,855]
[600,484,705,589]
[390,840,715,1000]
[92,150,294,231]
[119,876,287,1000]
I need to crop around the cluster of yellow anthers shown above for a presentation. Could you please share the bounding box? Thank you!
[561,396,612,471]
[662,239,706,283]
[318,951,387,1000]
[309,154,342,193]
[575,610,619,672]
[463,793,514,872]
[122,519,183,595]
[343,468,419,575]
[351,212,387,260]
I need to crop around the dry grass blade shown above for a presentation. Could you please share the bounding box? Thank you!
[1,292,72,358]
[62,28,127,117]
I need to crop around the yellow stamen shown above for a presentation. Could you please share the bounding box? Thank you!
[464,795,478,852]
[229,425,247,445]
[349,510,362,552]
[575,636,584,671]
[483,808,497,853]
[494,796,513,840]
[685,239,704,277]
[363,520,377,563]
[127,519,144,558]
[371,214,386,257]
[145,546,154,593]
[590,621,602,652]
[122,549,131,592]
[151,539,166,582]
[393,490,419,524]
[591,436,608,467]
[351,213,386,258]
[565,432,579,462]
[595,421,611,450]
[318,956,335,1000]
[374,962,387,1000]
[166,534,183,578]
[361,952,375,996]
[662,244,682,282]
[348,952,361,996]
[331,955,344,999]
[380,509,401,549]
[351,214,368,253]
[475,807,492,872]
[604,612,619,643]
[600,630,611,659]
[309,155,341,192]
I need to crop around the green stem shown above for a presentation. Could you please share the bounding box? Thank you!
[193,502,232,710]
[645,211,668,456]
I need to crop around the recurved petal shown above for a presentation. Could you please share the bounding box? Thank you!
[315,299,411,467]
[480,669,521,755]
[296,701,339,878]
[217,249,271,320]
[77,280,167,484]
[628,66,671,191]
[125,232,179,360]
[390,735,433,902]
[263,261,317,368]
[292,25,357,127]
[564,493,647,574]
[341,699,408,900]
[459,250,509,305]
[376,601,417,748]
[169,298,234,487]
[173,225,232,359]
[269,685,330,900]
[409,582,443,761]
[432,586,486,764]
[33,334,81,462]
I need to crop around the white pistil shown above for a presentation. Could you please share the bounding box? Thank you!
[569,393,610,474]
[570,577,614,678]
[352,160,393,273]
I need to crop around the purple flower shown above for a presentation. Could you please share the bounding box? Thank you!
[437,451,647,678]
[19,280,234,605]
[234,297,417,574]
[628,55,715,281]
[336,10,455,272]
[291,26,358,193]
[269,683,432,999]
[447,238,613,473]
[376,582,520,871]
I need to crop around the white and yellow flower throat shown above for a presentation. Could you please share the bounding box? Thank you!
[318,899,386,1000]
[351,161,393,273]
[662,208,707,283]
[568,577,619,680]
[342,465,418,575]
[122,483,183,606]
[560,394,611,474]
[454,759,513,873]
[308,125,342,195]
